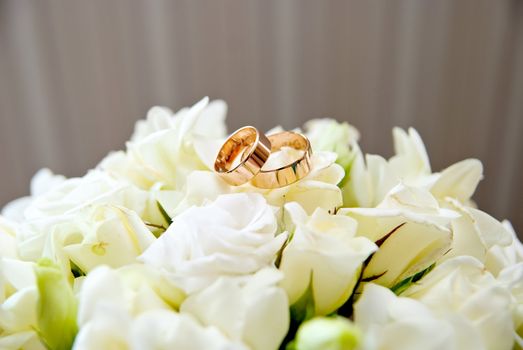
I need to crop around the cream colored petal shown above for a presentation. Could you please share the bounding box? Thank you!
[131,310,247,350]
[0,331,44,350]
[193,99,227,139]
[64,207,155,273]
[354,284,457,350]
[280,204,376,315]
[485,221,523,275]
[362,221,452,287]
[181,269,288,350]
[0,286,38,332]
[431,159,483,203]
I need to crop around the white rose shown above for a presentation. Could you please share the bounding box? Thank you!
[341,184,458,288]
[0,218,18,258]
[128,310,247,350]
[99,97,227,191]
[440,199,513,266]
[60,205,157,274]
[388,127,433,184]
[14,171,163,263]
[497,263,523,347]
[279,202,377,315]
[1,219,42,349]
[304,118,359,171]
[402,256,515,350]
[339,144,392,208]
[156,170,232,218]
[341,127,484,208]
[15,204,157,276]
[1,168,66,222]
[342,128,435,207]
[140,193,287,293]
[485,220,523,275]
[22,170,152,221]
[75,265,182,323]
[74,265,240,350]
[130,98,227,142]
[181,268,289,350]
[0,259,43,350]
[0,332,43,350]
[354,283,483,350]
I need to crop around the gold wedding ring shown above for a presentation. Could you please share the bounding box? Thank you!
[214,126,271,186]
[251,131,312,189]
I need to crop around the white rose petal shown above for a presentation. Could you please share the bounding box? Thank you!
[181,268,289,350]
[0,331,44,350]
[140,193,286,293]
[354,283,482,350]
[341,184,457,287]
[131,106,175,142]
[441,199,513,265]
[0,258,41,349]
[23,170,148,220]
[14,170,162,263]
[340,145,386,208]
[165,170,232,217]
[485,220,523,275]
[430,159,483,204]
[342,128,437,207]
[130,310,247,350]
[279,202,377,315]
[0,218,18,259]
[74,265,238,350]
[1,168,66,223]
[62,206,156,273]
[496,262,523,346]
[389,127,431,183]
[402,257,515,350]
[76,265,173,327]
[100,98,227,191]
[341,128,484,209]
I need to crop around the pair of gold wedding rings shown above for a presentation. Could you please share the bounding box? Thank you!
[214,127,312,189]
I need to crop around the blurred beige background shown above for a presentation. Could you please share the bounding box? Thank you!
[0,0,522,234]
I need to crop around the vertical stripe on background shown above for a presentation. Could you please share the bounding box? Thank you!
[0,0,521,235]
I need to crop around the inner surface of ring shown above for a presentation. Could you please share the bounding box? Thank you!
[261,132,308,171]
[270,133,308,152]
[215,127,257,173]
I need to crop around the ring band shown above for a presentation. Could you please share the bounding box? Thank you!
[214,126,271,186]
[251,131,312,189]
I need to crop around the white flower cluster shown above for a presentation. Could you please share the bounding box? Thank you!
[0,97,521,350]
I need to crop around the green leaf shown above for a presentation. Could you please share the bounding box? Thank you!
[35,258,78,350]
[157,201,173,226]
[390,263,436,295]
[70,260,85,278]
[285,340,297,350]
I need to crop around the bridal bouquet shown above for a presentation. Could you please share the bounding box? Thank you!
[1,97,522,350]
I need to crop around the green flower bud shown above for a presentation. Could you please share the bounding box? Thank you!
[294,316,361,350]
[35,258,78,350]
[304,119,359,172]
